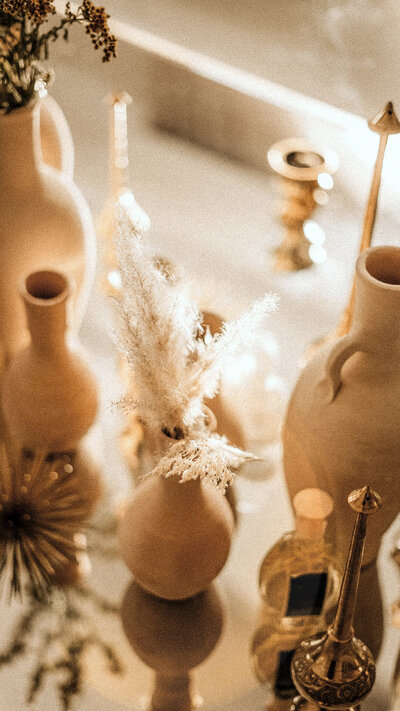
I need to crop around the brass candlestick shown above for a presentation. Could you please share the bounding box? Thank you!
[290,485,382,710]
[336,102,400,337]
[267,138,338,271]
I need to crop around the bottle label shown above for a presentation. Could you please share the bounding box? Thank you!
[274,649,296,697]
[285,572,328,616]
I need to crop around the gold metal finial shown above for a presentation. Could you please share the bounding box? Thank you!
[290,485,381,709]
[348,485,382,515]
[337,101,400,336]
[368,101,400,135]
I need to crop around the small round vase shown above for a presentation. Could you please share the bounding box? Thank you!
[2,270,98,451]
[283,246,400,567]
[118,473,235,600]
[40,95,75,177]
[0,100,96,365]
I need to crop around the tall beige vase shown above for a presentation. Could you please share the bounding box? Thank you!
[2,270,98,452]
[118,473,235,600]
[40,95,75,177]
[283,245,400,568]
[0,100,96,366]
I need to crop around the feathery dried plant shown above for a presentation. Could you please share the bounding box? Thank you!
[0,0,116,112]
[0,444,90,597]
[116,217,278,488]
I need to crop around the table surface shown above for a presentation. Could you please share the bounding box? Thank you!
[0,43,399,711]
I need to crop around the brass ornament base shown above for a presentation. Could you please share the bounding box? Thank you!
[290,486,381,711]
[291,630,375,709]
[290,696,360,710]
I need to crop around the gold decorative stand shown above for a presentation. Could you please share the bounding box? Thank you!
[336,102,400,337]
[290,485,382,710]
[303,102,400,362]
[267,138,338,271]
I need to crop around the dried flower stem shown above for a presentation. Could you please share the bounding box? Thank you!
[116,215,278,486]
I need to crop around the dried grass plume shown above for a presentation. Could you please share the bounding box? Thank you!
[116,215,278,486]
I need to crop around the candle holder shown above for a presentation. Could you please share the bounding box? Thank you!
[289,485,381,710]
[267,138,338,271]
[97,91,150,299]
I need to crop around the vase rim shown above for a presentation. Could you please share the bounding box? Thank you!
[21,270,69,307]
[357,245,400,290]
[0,97,40,119]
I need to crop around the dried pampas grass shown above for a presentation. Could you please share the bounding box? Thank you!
[116,215,277,486]
[148,434,258,490]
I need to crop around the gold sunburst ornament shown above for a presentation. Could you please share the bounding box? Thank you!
[0,443,90,597]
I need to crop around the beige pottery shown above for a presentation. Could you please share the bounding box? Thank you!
[2,270,98,451]
[118,473,235,600]
[121,580,224,711]
[0,100,96,365]
[283,246,400,567]
[40,94,75,177]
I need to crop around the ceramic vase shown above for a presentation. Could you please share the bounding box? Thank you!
[40,95,75,177]
[2,270,98,451]
[118,472,235,600]
[0,100,96,366]
[121,580,224,711]
[283,245,400,567]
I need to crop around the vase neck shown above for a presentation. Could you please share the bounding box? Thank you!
[0,101,42,186]
[351,246,400,352]
[22,271,69,356]
[152,673,192,711]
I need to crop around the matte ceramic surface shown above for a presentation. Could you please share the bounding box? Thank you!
[40,95,75,177]
[118,474,235,600]
[2,270,98,450]
[0,101,96,364]
[283,246,400,567]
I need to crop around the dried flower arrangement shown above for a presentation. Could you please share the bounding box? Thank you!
[116,217,278,489]
[0,444,91,597]
[0,0,116,112]
[0,497,123,709]
[0,582,122,710]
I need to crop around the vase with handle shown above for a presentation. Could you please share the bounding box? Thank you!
[40,94,75,177]
[0,100,96,367]
[283,245,400,569]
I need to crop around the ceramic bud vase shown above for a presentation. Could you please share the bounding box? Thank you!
[0,100,96,366]
[2,270,98,452]
[283,245,400,568]
[40,95,75,177]
[118,472,235,600]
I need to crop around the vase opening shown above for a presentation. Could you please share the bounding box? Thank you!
[25,270,68,301]
[365,247,400,286]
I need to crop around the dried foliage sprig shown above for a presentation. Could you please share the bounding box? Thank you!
[0,582,122,710]
[0,0,116,112]
[116,216,278,485]
[149,434,258,490]
[0,444,90,598]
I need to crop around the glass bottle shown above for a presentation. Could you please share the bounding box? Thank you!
[259,488,340,627]
[252,489,340,700]
[259,488,340,628]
